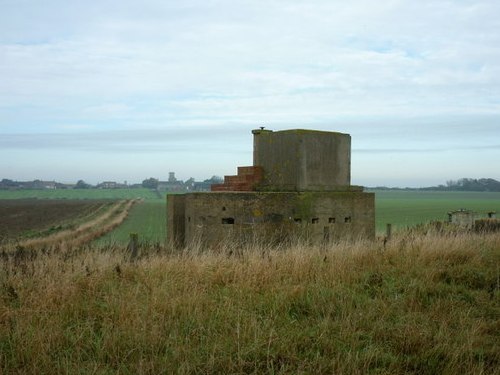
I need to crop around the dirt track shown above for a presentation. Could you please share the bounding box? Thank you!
[17,199,138,250]
[0,199,110,242]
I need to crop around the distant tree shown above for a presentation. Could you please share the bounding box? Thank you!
[75,180,91,189]
[425,178,500,192]
[0,178,18,190]
[142,177,159,189]
[0,178,16,187]
[479,178,500,191]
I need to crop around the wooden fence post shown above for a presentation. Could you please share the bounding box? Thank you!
[128,232,139,261]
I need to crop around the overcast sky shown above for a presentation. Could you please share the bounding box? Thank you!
[1,0,499,187]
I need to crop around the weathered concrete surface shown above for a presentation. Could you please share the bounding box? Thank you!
[168,191,374,248]
[448,209,477,228]
[168,128,375,249]
[167,194,186,248]
[253,129,351,191]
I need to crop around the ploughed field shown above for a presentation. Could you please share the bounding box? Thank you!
[0,199,111,243]
[0,188,160,200]
[0,189,165,246]
[1,190,499,245]
[0,198,138,250]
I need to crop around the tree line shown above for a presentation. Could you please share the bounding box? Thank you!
[417,178,500,192]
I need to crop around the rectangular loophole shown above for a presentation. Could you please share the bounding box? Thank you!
[312,218,319,224]
[222,217,235,224]
[344,216,351,223]
[329,217,336,223]
[294,218,302,223]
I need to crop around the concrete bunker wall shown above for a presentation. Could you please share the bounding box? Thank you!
[167,194,186,248]
[448,210,477,228]
[167,128,375,248]
[169,191,374,248]
[253,129,351,191]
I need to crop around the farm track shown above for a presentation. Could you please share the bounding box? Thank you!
[0,199,111,241]
[15,199,139,250]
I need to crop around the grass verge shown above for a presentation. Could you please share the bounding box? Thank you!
[0,231,499,374]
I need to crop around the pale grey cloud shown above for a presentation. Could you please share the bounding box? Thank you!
[0,0,499,185]
[0,127,247,153]
[354,145,500,154]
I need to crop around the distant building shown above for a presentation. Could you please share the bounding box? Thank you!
[97,181,128,189]
[32,180,57,189]
[158,173,202,192]
[157,181,186,192]
[447,209,477,228]
[192,181,212,191]
[192,176,223,192]
[98,181,118,189]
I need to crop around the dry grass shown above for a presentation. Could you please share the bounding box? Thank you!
[0,230,499,374]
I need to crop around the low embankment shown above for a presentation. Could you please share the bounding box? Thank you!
[1,231,499,374]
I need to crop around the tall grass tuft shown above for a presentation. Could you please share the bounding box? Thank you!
[0,230,499,374]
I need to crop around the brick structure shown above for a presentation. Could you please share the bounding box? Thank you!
[167,129,375,248]
[211,166,263,192]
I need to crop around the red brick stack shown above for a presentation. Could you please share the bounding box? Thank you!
[211,166,263,191]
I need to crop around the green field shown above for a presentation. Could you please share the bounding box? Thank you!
[0,188,161,200]
[1,189,499,242]
[96,200,166,246]
[373,190,500,233]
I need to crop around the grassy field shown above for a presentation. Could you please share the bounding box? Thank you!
[373,190,500,233]
[96,200,167,246]
[0,188,161,200]
[1,189,499,243]
[105,190,498,242]
[1,230,498,373]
